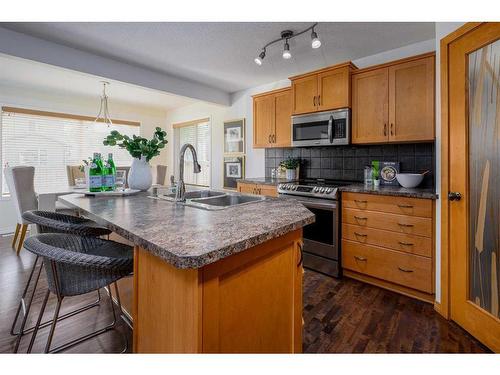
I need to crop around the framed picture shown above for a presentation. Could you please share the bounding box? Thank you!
[223,156,245,190]
[377,161,400,186]
[224,119,245,154]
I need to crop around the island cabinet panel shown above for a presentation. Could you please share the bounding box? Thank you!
[133,229,303,353]
[202,229,303,353]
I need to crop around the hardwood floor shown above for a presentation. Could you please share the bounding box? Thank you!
[0,233,488,353]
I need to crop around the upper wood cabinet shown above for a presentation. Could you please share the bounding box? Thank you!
[352,53,435,144]
[290,62,355,115]
[253,88,292,148]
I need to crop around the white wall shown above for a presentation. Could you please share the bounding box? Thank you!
[165,79,289,189]
[0,84,169,234]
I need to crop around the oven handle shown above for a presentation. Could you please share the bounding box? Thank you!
[328,115,334,143]
[296,199,337,210]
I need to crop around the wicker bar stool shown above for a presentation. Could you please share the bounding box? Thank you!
[23,233,133,353]
[10,210,112,353]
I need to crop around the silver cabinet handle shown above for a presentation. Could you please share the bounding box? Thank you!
[384,123,387,136]
[354,256,367,262]
[297,242,304,267]
[390,123,394,136]
[313,96,316,106]
[318,95,321,106]
[398,267,414,273]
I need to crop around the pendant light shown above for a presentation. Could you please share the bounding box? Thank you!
[311,28,321,49]
[282,40,292,59]
[94,81,113,127]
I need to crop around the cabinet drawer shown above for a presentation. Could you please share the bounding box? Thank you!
[342,223,432,258]
[342,207,432,237]
[342,192,433,218]
[342,240,433,293]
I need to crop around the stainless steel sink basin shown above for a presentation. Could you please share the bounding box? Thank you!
[150,189,266,210]
[189,194,265,210]
[160,190,225,201]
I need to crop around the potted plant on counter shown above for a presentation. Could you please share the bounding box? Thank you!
[103,127,168,191]
[280,158,300,180]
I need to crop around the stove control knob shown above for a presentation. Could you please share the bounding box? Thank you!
[325,188,333,194]
[286,184,291,190]
[313,187,319,193]
[292,185,297,191]
[320,187,326,193]
[278,184,283,190]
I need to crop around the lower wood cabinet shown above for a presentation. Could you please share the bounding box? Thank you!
[237,182,278,197]
[341,192,435,302]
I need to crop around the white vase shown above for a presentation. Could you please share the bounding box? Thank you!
[285,168,296,180]
[128,156,152,191]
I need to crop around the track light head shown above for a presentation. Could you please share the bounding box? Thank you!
[282,40,292,60]
[254,50,266,66]
[311,29,321,49]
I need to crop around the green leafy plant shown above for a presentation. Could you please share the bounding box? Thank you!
[103,127,168,162]
[371,160,380,180]
[280,157,300,170]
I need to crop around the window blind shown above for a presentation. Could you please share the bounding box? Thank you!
[174,119,210,187]
[1,109,139,195]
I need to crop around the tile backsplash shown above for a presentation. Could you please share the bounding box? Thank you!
[265,143,435,188]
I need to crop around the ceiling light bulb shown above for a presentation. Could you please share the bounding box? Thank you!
[311,30,321,49]
[282,41,292,59]
[254,50,266,66]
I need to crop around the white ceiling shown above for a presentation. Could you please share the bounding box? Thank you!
[0,53,195,110]
[1,22,435,93]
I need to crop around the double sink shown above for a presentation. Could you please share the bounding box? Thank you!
[153,189,266,211]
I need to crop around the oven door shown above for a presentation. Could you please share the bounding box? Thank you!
[292,109,350,147]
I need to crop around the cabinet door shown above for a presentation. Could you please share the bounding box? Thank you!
[317,66,350,111]
[253,94,274,148]
[258,185,278,197]
[351,68,389,144]
[291,75,318,115]
[388,56,435,142]
[237,182,257,195]
[273,89,292,148]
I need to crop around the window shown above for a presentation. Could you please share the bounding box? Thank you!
[1,107,139,195]
[173,118,210,187]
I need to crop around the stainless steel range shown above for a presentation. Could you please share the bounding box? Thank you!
[278,179,351,277]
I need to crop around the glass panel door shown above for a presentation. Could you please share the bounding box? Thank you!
[468,39,500,318]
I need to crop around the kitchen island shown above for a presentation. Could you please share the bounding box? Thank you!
[59,192,314,353]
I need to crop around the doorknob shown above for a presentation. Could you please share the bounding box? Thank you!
[448,192,462,201]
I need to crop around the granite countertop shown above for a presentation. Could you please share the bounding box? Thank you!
[59,192,314,269]
[237,177,293,186]
[339,183,438,200]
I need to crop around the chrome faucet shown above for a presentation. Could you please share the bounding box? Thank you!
[175,143,202,202]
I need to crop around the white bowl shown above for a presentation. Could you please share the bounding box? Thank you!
[396,173,424,188]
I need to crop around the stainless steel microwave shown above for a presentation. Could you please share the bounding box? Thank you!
[291,108,350,147]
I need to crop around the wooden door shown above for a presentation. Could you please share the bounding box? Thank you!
[447,23,500,352]
[389,56,435,142]
[273,89,292,148]
[317,66,350,111]
[351,68,389,144]
[253,94,274,148]
[291,75,318,115]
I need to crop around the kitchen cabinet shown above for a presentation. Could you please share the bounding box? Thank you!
[351,53,435,144]
[253,88,292,148]
[237,182,278,197]
[341,192,435,302]
[290,62,355,115]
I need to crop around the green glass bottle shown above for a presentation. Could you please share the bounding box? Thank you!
[103,153,116,191]
[89,152,104,192]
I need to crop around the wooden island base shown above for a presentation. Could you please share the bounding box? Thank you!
[132,229,304,353]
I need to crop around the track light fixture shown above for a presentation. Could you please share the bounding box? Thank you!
[254,23,320,66]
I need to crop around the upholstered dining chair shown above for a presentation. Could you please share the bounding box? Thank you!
[4,166,38,255]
